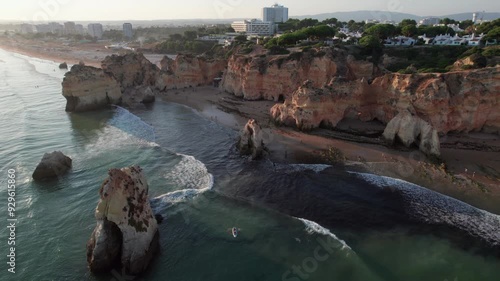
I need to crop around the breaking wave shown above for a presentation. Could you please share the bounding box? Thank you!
[297,217,353,253]
[151,154,214,213]
[350,172,500,247]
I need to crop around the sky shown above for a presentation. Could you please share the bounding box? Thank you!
[0,0,499,21]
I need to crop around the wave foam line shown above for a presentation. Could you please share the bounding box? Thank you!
[297,217,353,252]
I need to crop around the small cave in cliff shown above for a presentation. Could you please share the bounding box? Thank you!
[277,94,285,102]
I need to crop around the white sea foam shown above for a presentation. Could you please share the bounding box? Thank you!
[349,172,500,246]
[151,154,214,212]
[273,163,331,173]
[297,217,353,252]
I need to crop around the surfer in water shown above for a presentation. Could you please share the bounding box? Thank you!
[228,227,241,238]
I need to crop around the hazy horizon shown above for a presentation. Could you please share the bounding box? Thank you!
[1,0,499,22]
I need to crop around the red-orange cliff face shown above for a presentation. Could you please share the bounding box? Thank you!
[220,48,378,101]
[156,55,227,90]
[271,67,500,135]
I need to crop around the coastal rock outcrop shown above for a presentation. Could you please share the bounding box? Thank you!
[271,67,500,135]
[101,53,160,91]
[238,119,265,159]
[156,55,226,90]
[59,62,68,69]
[221,48,377,101]
[32,151,72,181]
[62,65,122,112]
[383,110,441,157]
[87,166,159,275]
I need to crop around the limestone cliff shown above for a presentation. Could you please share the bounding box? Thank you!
[101,53,160,91]
[62,65,122,112]
[87,166,159,275]
[156,55,226,90]
[383,110,441,157]
[63,53,226,111]
[221,48,377,101]
[271,67,500,135]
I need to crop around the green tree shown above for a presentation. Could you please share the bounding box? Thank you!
[459,20,474,30]
[234,35,248,43]
[440,18,457,25]
[322,18,338,25]
[359,35,382,49]
[402,25,418,37]
[297,18,319,29]
[399,19,417,27]
[170,33,183,41]
[184,30,198,40]
[364,24,397,40]
[485,26,500,42]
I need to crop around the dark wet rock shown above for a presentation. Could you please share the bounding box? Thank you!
[32,151,72,181]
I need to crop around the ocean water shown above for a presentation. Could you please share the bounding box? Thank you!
[0,48,499,281]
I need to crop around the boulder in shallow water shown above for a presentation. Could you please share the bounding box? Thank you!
[59,62,68,69]
[87,166,159,275]
[238,119,265,160]
[32,151,72,181]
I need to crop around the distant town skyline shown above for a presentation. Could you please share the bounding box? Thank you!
[1,0,499,21]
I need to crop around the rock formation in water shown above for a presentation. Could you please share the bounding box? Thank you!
[221,48,378,101]
[62,64,122,112]
[383,110,441,157]
[87,166,159,275]
[59,62,68,69]
[32,151,72,181]
[102,53,160,91]
[62,53,227,111]
[238,119,265,159]
[271,67,500,135]
[156,54,227,90]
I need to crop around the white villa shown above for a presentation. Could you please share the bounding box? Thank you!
[417,33,486,46]
[384,36,416,47]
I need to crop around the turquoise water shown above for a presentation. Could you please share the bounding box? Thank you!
[0,48,499,281]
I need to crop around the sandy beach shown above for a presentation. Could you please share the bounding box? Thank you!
[161,86,500,214]
[0,36,167,68]
[1,38,499,213]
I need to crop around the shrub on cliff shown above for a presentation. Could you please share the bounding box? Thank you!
[268,46,290,55]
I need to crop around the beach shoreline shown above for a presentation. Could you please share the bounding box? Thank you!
[2,41,499,214]
[160,86,500,214]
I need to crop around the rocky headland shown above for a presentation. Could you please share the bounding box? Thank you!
[59,46,500,211]
[87,166,159,275]
[62,53,226,111]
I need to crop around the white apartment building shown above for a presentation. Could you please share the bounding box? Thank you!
[123,23,133,39]
[88,23,103,39]
[64,21,76,35]
[20,24,34,34]
[419,17,441,26]
[262,4,288,23]
[231,19,274,36]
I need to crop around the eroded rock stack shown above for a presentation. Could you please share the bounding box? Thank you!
[62,53,227,112]
[87,166,159,275]
[62,65,122,112]
[238,119,265,159]
[383,110,441,157]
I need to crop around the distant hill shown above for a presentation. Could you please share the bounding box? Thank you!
[440,12,500,21]
[293,10,500,23]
